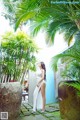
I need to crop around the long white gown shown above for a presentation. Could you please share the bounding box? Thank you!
[33,68,44,111]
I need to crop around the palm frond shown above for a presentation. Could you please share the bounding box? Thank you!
[51,38,80,71]
[15,11,36,30]
[2,0,80,45]
[64,82,80,97]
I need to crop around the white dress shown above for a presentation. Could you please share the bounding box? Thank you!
[33,68,46,111]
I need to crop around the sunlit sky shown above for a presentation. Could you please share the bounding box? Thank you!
[0,2,13,35]
[0,2,70,64]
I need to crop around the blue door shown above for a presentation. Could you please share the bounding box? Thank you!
[46,62,56,104]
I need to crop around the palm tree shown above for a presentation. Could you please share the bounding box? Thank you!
[2,0,80,76]
[3,0,80,45]
[51,36,80,82]
[2,0,19,25]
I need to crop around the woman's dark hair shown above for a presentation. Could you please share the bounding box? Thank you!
[40,62,46,80]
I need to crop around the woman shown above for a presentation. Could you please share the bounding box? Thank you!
[33,62,46,112]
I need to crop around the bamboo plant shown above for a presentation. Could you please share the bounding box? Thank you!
[0,31,38,83]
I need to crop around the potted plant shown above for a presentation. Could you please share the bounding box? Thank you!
[58,81,80,120]
[0,31,38,120]
[58,59,80,120]
[52,40,80,120]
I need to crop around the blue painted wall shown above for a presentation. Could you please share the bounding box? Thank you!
[46,63,56,104]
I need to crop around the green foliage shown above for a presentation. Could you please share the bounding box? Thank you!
[61,61,80,80]
[0,31,38,83]
[2,0,80,84]
[17,0,80,45]
[51,31,80,94]
[2,0,19,25]
[64,81,80,97]
[51,38,80,71]
[2,0,80,45]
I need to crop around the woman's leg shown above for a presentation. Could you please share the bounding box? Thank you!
[41,83,46,111]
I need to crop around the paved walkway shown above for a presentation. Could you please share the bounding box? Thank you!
[17,100,61,120]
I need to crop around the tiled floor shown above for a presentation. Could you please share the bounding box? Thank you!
[17,98,61,120]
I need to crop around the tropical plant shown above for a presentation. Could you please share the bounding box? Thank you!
[61,60,80,80]
[0,31,38,83]
[51,36,80,71]
[64,81,80,97]
[2,0,80,45]
[2,0,19,25]
[2,0,80,89]
[52,38,80,94]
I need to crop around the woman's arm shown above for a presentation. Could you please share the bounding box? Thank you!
[37,69,45,87]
